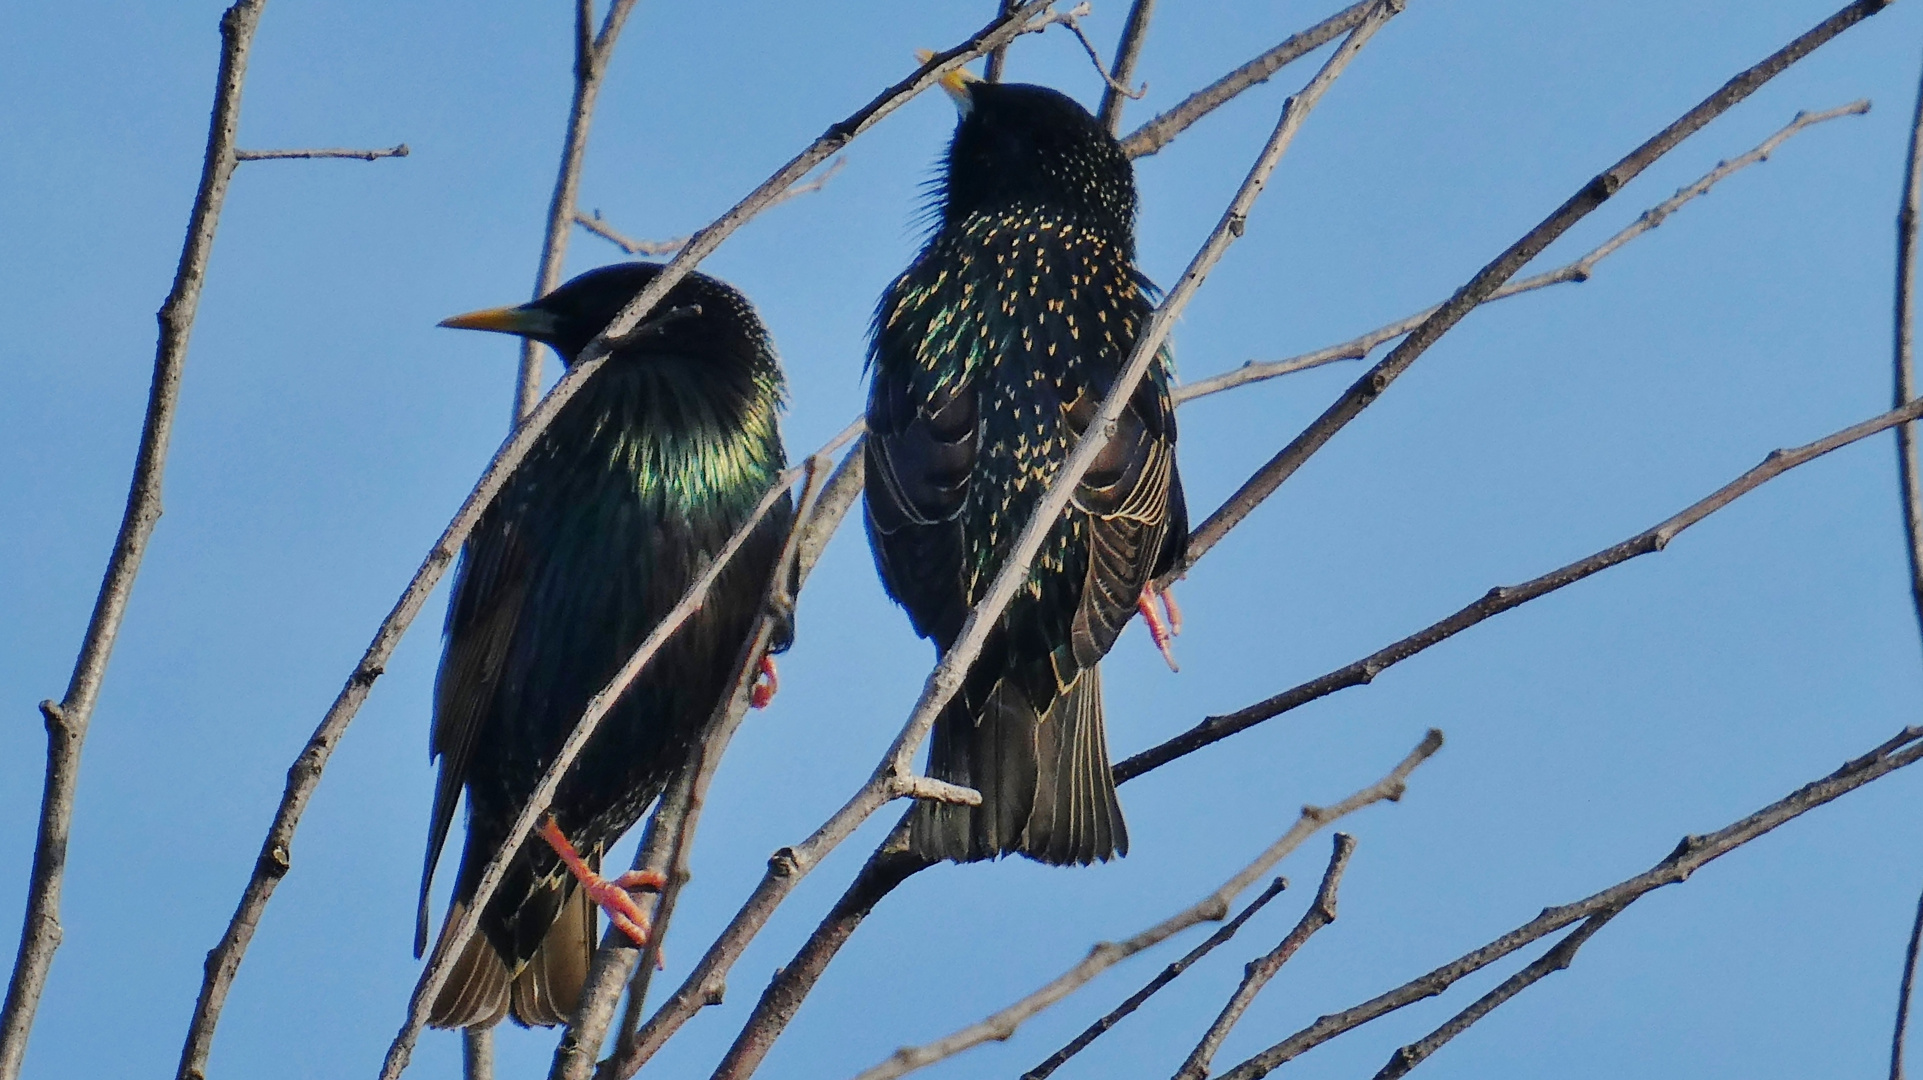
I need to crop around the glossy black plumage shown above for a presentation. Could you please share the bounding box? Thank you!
[865,78,1187,865]
[420,263,790,1027]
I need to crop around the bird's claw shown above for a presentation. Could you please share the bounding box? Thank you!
[538,817,666,948]
[750,654,779,709]
[1137,586,1182,672]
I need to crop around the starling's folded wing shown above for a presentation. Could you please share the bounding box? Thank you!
[1066,349,1187,667]
[415,513,530,957]
[864,365,978,650]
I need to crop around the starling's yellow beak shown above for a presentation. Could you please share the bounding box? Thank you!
[438,304,560,338]
[916,49,979,110]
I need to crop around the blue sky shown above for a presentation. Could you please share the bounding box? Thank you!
[6,2,1923,1078]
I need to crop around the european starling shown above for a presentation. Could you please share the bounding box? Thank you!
[864,69,1187,866]
[420,263,791,1028]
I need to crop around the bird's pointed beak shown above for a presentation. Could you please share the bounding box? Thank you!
[438,303,560,338]
[916,49,979,111]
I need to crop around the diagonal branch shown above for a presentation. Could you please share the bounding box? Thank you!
[1097,0,1156,133]
[1020,878,1290,1080]
[513,0,642,420]
[573,158,847,259]
[649,14,1402,1079]
[854,734,1436,1080]
[1371,909,1619,1080]
[1119,391,1923,781]
[1177,100,1871,403]
[1214,723,1923,1079]
[1120,0,1373,160]
[1896,887,1923,1080]
[1170,0,1898,581]
[0,3,264,1078]
[1172,834,1357,1080]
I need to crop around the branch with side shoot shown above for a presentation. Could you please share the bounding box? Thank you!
[1177,100,1871,404]
[1214,723,1923,1079]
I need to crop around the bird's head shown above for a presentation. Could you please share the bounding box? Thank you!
[439,262,769,371]
[923,60,1134,235]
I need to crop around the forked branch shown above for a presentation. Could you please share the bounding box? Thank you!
[1214,724,1923,1079]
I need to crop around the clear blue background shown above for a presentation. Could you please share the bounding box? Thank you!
[5,2,1923,1077]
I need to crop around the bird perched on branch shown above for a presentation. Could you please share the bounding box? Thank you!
[865,65,1187,866]
[420,263,791,1028]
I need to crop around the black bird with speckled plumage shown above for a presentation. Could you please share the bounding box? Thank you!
[865,74,1187,865]
[419,263,790,1028]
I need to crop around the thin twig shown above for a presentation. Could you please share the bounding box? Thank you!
[852,735,1437,1080]
[1120,0,1373,159]
[1172,834,1357,1080]
[1120,391,1923,781]
[1062,11,1145,103]
[1177,100,1871,403]
[1371,910,1620,1080]
[514,0,642,420]
[1171,0,1896,583]
[1215,723,1923,1079]
[1895,888,1923,1080]
[1098,0,1156,134]
[987,0,1020,82]
[1018,878,1291,1080]
[573,159,847,259]
[667,14,1400,1080]
[0,3,262,1078]
[1887,47,1923,1080]
[235,143,408,160]
[1897,54,1923,655]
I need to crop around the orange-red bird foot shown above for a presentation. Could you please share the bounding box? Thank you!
[751,654,779,709]
[538,817,665,947]
[1137,586,1182,673]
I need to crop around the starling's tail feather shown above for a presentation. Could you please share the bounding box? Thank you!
[909,666,1125,865]
[510,882,594,1027]
[427,901,511,1030]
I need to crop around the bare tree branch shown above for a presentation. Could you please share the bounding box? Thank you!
[1018,878,1290,1080]
[573,159,848,259]
[853,734,1436,1080]
[1120,391,1923,781]
[1214,723,1923,1080]
[235,144,408,161]
[1172,833,1357,1080]
[1172,0,1897,583]
[1895,888,1923,1080]
[1098,0,1156,134]
[461,1028,493,1080]
[987,0,1020,82]
[0,2,263,1077]
[1371,909,1619,1080]
[653,15,1402,1079]
[1120,0,1373,160]
[175,9,1071,1075]
[513,0,642,420]
[1177,100,1871,404]
[1891,51,1923,1080]
[1061,10,1146,105]
[1898,50,1923,656]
